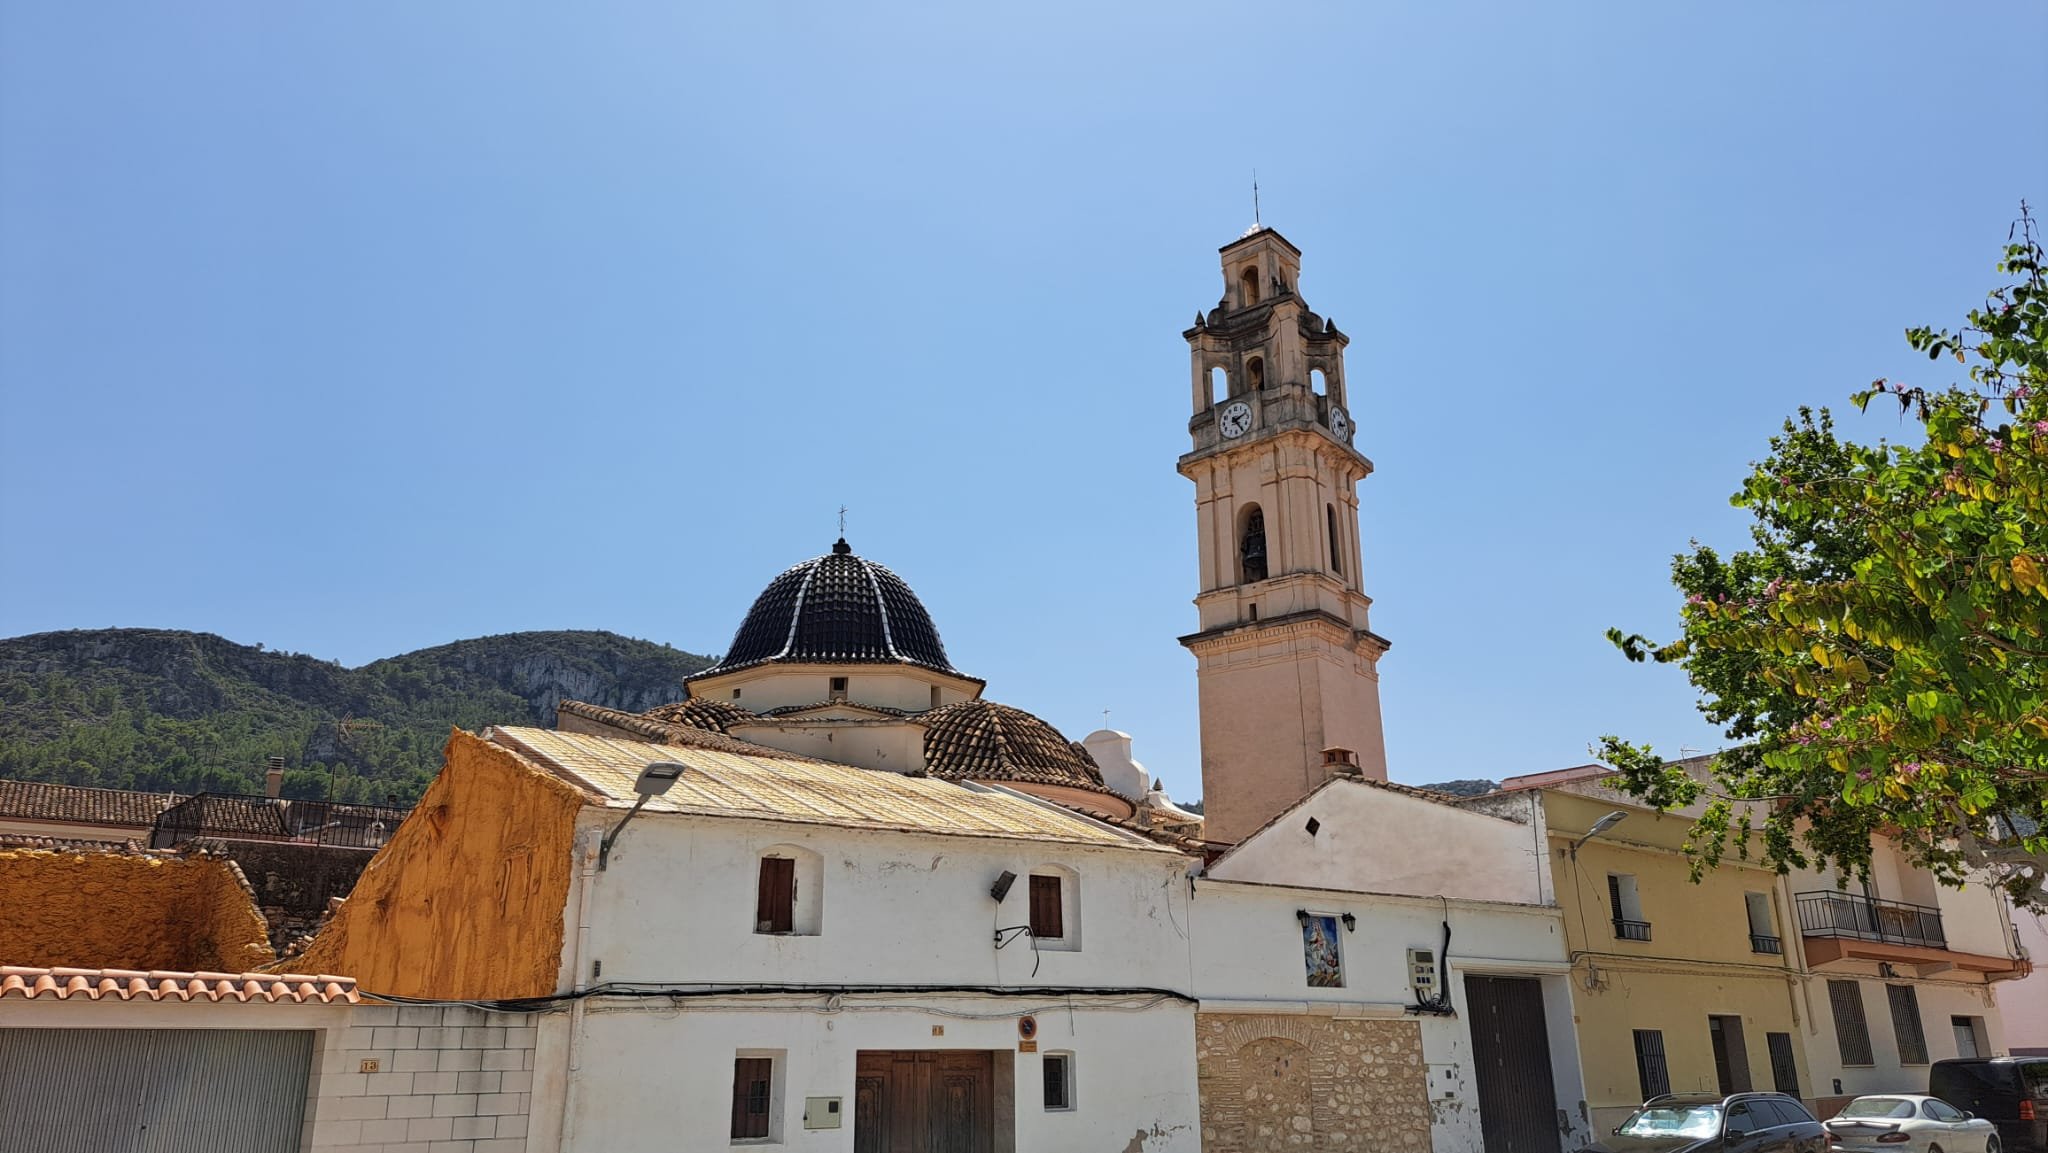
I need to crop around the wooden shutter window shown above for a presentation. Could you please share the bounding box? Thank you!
[1029,874,1064,940]
[731,1056,773,1139]
[1607,875,1626,922]
[756,857,795,934]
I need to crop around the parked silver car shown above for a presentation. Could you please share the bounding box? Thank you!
[1825,1095,2001,1153]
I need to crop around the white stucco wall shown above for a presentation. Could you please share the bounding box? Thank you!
[577,811,1194,990]
[537,996,1197,1153]
[1798,973,2009,1099]
[2004,906,2048,1053]
[1207,780,1552,906]
[1189,878,1588,1153]
[525,808,1202,1152]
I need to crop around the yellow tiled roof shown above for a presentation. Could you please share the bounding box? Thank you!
[486,727,1172,851]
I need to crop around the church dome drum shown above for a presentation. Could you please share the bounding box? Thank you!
[694,539,963,678]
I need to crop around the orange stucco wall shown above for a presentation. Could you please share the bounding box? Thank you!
[0,849,275,972]
[287,729,584,999]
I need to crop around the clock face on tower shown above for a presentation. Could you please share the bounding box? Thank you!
[1329,406,1350,442]
[1219,401,1253,439]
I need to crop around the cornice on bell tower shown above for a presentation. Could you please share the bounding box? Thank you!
[1177,225,1390,844]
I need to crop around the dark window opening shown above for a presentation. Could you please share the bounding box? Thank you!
[1709,1014,1752,1094]
[1767,1031,1801,1097]
[1029,874,1065,940]
[1888,984,1929,1064]
[1829,980,1875,1065]
[730,1056,773,1139]
[1247,356,1265,391]
[930,685,942,709]
[1043,1053,1073,1111]
[1633,1029,1671,1098]
[1240,266,1260,308]
[755,856,795,934]
[829,676,848,702]
[1327,505,1343,576]
[1240,507,1268,584]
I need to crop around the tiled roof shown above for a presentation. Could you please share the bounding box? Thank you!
[0,779,181,828]
[0,834,145,854]
[755,700,915,719]
[486,726,1173,851]
[0,966,357,1004]
[917,700,1119,796]
[691,539,972,680]
[642,697,757,733]
[558,699,821,761]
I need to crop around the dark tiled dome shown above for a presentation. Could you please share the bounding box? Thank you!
[694,539,963,678]
[918,700,1115,795]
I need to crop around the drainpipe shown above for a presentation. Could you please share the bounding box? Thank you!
[556,827,600,1153]
[1777,872,1816,1033]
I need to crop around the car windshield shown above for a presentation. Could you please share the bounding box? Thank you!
[1840,1099,1916,1120]
[1618,1105,1724,1139]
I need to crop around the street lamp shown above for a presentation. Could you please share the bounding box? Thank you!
[1569,810,1629,858]
[597,761,686,871]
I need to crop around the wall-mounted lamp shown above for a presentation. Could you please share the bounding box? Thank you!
[990,870,1017,903]
[1295,908,1310,926]
[1341,913,1357,933]
[597,761,686,870]
[1569,810,1629,858]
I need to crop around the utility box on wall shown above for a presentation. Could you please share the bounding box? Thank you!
[804,1097,843,1129]
[1408,948,1438,1001]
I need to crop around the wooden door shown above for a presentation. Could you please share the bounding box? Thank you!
[854,1051,994,1153]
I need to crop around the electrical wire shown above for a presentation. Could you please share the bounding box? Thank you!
[367,982,1196,1015]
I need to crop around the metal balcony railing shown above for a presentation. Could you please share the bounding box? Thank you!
[1751,933,1783,955]
[1795,890,1947,950]
[1613,919,1653,942]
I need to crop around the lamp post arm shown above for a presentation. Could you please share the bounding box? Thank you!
[597,795,653,872]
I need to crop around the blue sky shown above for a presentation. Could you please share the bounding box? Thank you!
[3,2,2044,794]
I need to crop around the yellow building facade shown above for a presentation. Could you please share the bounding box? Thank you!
[1469,771,1808,1132]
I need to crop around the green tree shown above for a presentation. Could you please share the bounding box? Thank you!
[1604,208,2048,911]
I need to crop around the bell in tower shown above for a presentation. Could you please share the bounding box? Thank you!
[1177,226,1390,843]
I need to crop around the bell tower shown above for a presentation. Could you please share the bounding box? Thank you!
[1178,226,1389,844]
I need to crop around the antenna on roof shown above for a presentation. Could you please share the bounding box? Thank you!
[1252,170,1261,228]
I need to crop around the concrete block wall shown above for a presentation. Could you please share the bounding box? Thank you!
[308,1002,538,1153]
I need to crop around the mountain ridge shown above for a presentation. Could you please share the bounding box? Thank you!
[0,627,714,802]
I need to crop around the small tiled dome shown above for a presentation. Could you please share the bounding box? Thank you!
[693,539,963,679]
[642,698,755,734]
[918,700,1115,796]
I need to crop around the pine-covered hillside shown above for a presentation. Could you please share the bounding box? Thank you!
[0,629,713,803]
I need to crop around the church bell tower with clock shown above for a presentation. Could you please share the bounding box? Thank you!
[1178,226,1389,844]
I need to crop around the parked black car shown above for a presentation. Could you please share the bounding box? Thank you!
[1930,1058,2048,1153]
[1580,1093,1828,1153]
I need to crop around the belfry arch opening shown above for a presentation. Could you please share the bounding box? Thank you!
[1239,266,1260,308]
[1310,368,1328,396]
[1211,367,1229,404]
[1238,504,1269,585]
[1247,356,1265,391]
[1327,504,1343,576]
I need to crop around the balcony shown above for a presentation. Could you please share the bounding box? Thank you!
[1613,919,1653,942]
[1796,891,1946,949]
[1750,933,1783,955]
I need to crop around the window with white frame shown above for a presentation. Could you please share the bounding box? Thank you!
[1043,1052,1075,1111]
[730,1050,784,1143]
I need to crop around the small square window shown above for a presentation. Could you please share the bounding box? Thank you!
[829,676,848,701]
[732,688,742,700]
[1043,1052,1074,1111]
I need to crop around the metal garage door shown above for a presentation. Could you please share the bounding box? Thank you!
[1465,975,1563,1153]
[0,1028,314,1153]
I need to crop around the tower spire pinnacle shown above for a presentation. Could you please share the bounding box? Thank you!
[1252,170,1261,229]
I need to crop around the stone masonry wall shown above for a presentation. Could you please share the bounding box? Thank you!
[308,1002,538,1153]
[1196,1013,1432,1153]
